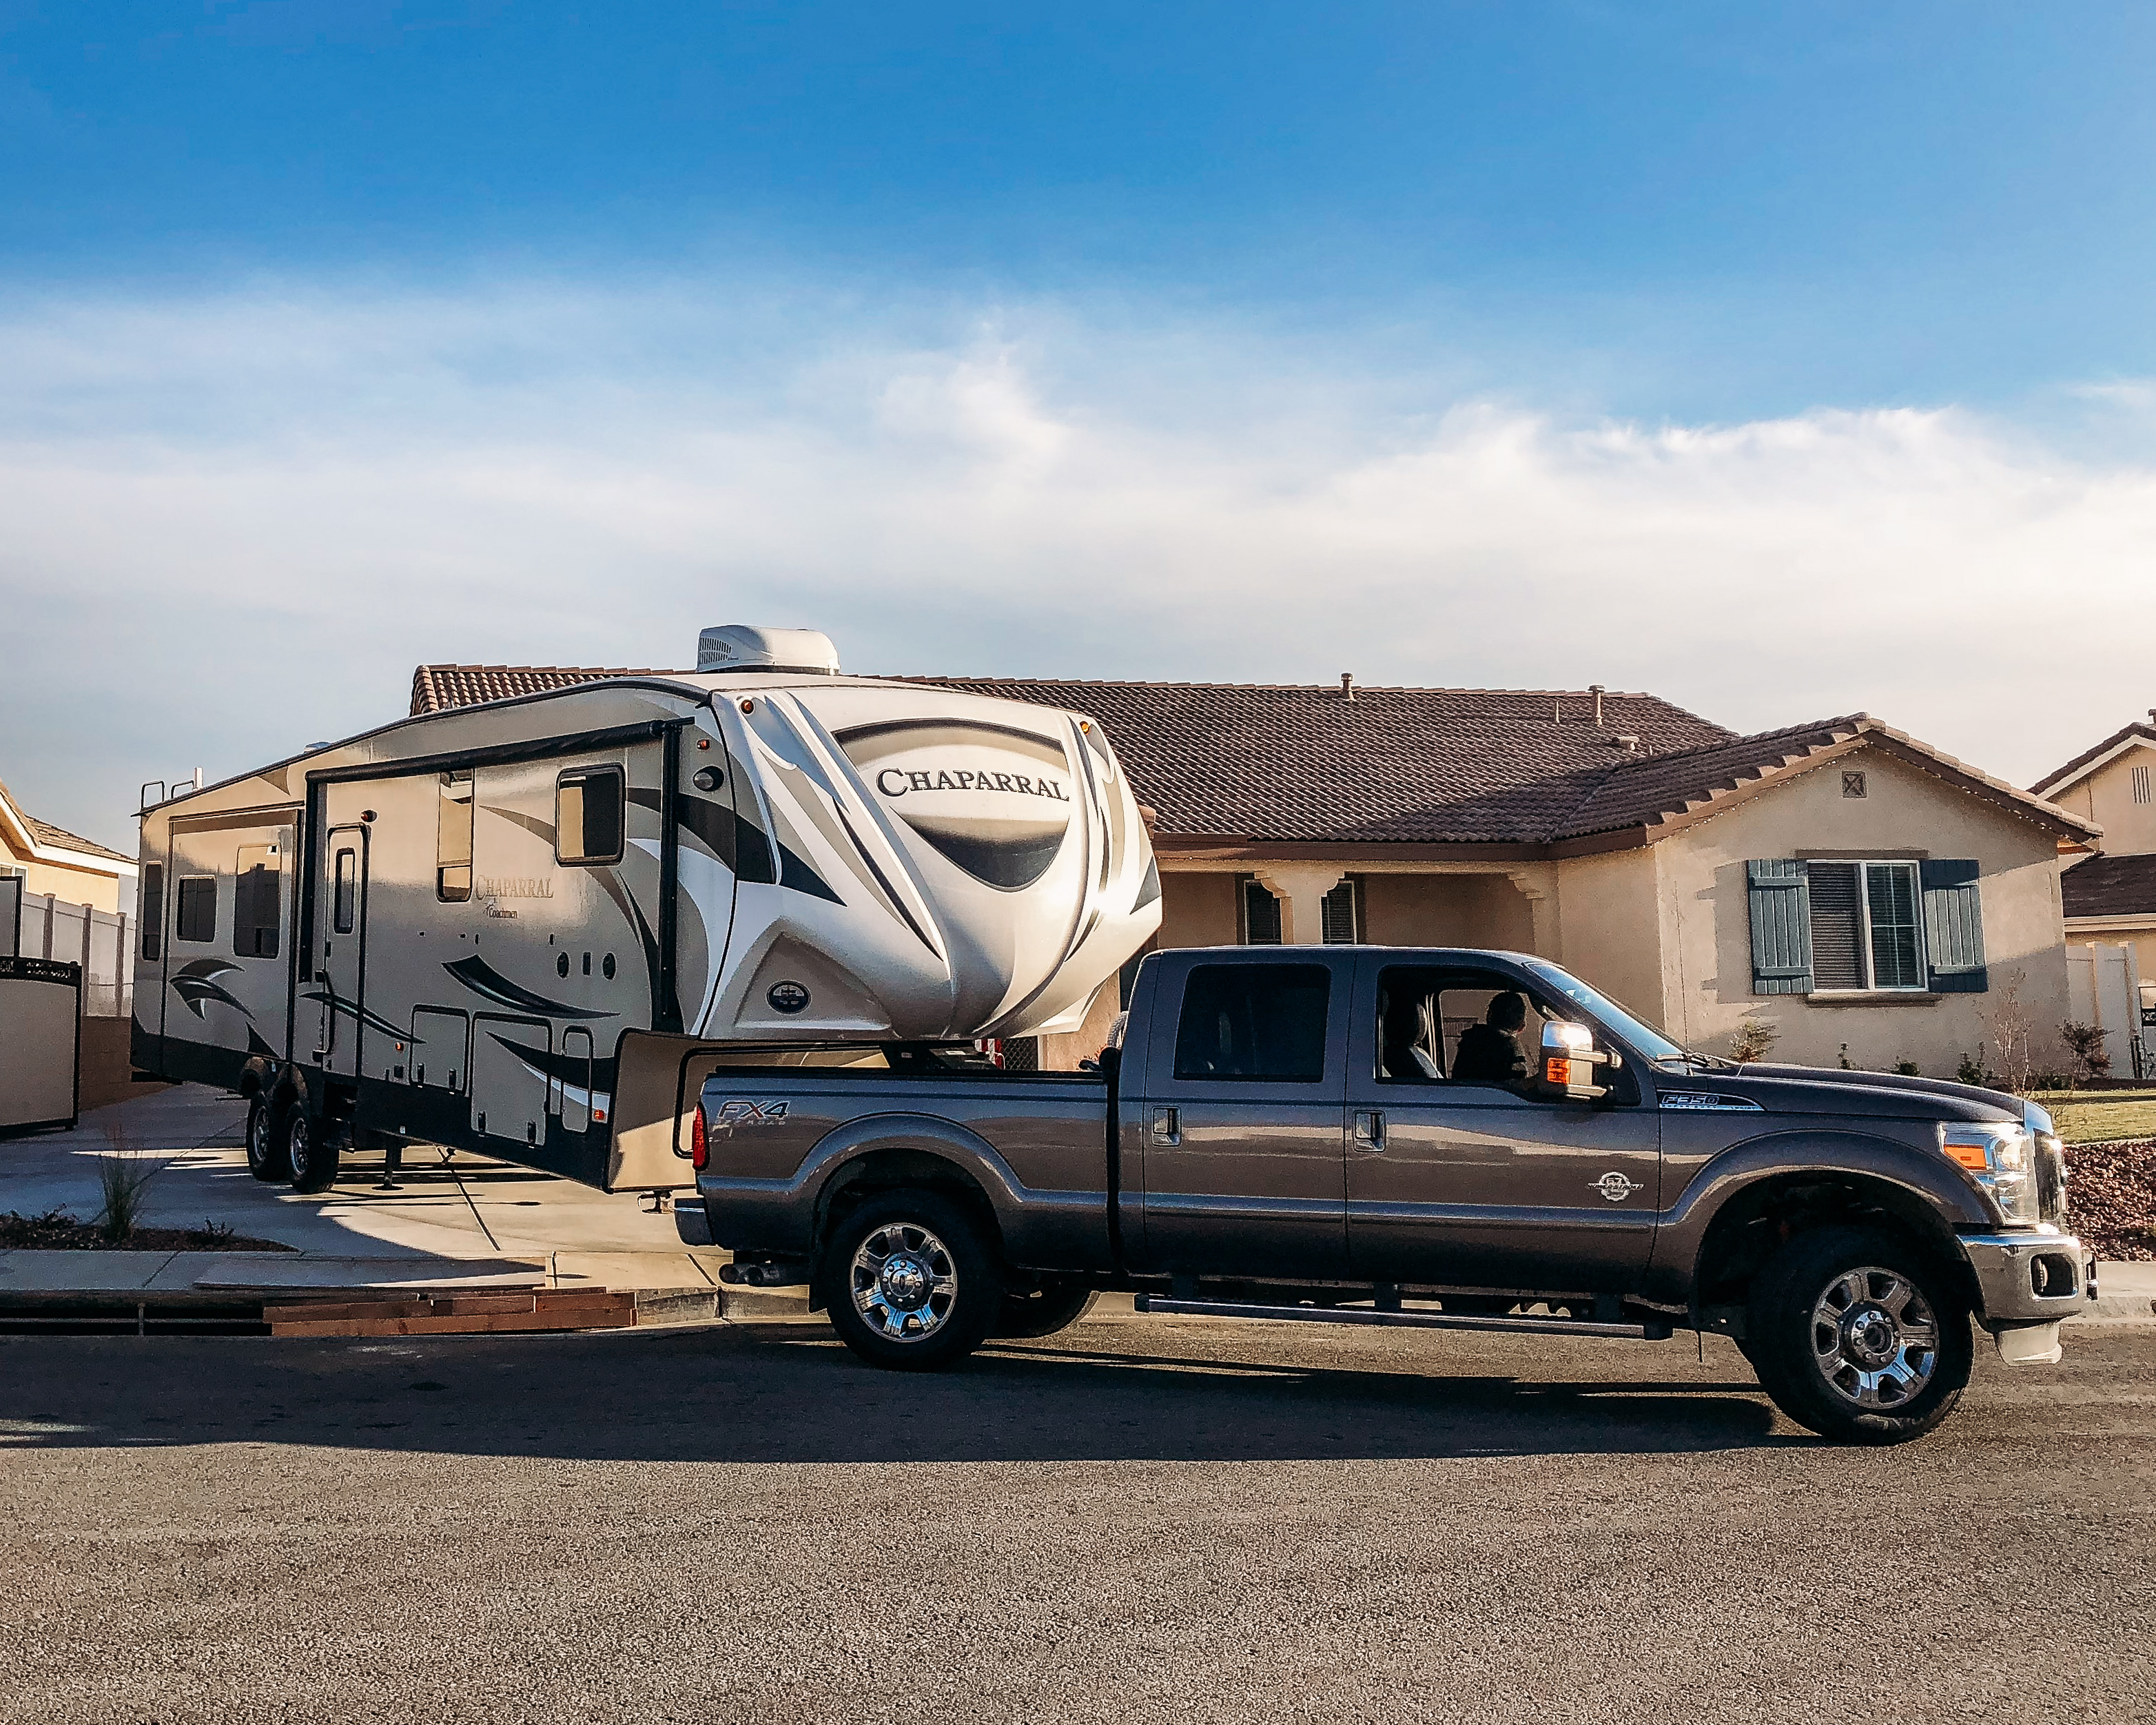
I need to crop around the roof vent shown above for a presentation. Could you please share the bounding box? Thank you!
[696,626,841,676]
[1615,734,1642,753]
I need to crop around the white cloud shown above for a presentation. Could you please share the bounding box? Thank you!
[2,276,2151,848]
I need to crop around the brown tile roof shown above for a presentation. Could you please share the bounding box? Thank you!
[409,664,677,715]
[410,666,2098,853]
[2062,853,2156,919]
[2030,719,2156,797]
[908,678,1734,844]
[0,776,133,864]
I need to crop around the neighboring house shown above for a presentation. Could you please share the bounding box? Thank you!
[2032,713,2156,1061]
[412,665,2095,1075]
[0,775,135,912]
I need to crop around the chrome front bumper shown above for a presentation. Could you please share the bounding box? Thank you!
[1960,1230,2093,1325]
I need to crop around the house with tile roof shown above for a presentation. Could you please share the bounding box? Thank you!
[2032,713,2156,1049]
[411,663,2095,1075]
[0,775,136,912]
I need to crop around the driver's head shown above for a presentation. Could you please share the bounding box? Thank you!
[1486,991,1528,1032]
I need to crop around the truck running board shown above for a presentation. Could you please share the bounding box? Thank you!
[1133,1294,1671,1341]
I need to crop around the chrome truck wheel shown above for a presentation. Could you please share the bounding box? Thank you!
[821,1190,1000,1371]
[852,1221,959,1341]
[1748,1226,1972,1445]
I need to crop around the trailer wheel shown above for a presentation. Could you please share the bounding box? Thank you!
[245,1096,289,1183]
[1746,1225,1972,1445]
[993,1281,1099,1339]
[821,1190,1000,1371]
[285,1106,341,1194]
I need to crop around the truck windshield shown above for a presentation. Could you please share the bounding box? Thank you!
[1515,959,1687,1063]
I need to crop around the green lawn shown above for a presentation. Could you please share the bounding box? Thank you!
[2030,1091,2156,1145]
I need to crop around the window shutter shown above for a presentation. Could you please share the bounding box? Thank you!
[1747,859,1814,994]
[1920,859,1987,992]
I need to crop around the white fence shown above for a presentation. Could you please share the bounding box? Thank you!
[0,881,132,1019]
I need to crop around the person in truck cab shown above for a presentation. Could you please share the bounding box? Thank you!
[1451,990,1532,1085]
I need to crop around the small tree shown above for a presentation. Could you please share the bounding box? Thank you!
[1728,1012,1780,1064]
[2059,1021,2111,1086]
[1982,968,2039,1096]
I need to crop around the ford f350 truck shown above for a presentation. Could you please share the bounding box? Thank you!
[677,945,2093,1443]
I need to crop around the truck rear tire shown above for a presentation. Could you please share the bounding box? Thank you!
[245,1096,289,1183]
[822,1191,1001,1371]
[285,1105,341,1194]
[994,1281,1099,1339]
[1747,1225,1972,1445]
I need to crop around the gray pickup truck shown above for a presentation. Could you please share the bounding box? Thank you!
[677,945,2093,1443]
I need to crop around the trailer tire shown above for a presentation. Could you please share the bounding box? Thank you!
[245,1096,289,1183]
[1746,1225,1972,1445]
[993,1281,1099,1339]
[285,1105,341,1194]
[822,1190,1000,1371]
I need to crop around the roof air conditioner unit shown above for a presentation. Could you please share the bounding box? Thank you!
[697,625,841,675]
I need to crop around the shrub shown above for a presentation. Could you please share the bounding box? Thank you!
[2060,1021,2112,1085]
[92,1124,167,1243]
[1956,1049,1993,1088]
[1728,1013,1780,1064]
[1893,1060,1920,1076]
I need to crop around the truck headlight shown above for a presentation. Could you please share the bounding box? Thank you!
[1940,1123,2035,1222]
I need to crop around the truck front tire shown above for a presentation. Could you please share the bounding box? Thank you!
[821,1190,1001,1371]
[1747,1225,1972,1445]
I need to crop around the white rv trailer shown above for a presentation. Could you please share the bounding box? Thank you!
[130,626,1161,1193]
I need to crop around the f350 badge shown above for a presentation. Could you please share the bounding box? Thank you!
[711,1099,790,1129]
[1592,1171,1643,1203]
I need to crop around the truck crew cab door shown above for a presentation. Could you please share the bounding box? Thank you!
[1344,959,1660,1294]
[1131,952,1350,1278]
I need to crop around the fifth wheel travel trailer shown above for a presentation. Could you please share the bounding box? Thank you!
[130,626,1162,1194]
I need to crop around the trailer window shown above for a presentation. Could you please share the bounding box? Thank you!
[175,875,217,944]
[333,848,357,934]
[233,844,281,959]
[140,864,165,959]
[555,766,625,866]
[437,771,473,901]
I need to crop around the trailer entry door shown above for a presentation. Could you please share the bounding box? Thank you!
[314,825,369,1077]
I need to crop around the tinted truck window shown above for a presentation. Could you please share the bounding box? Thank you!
[1173,963,1330,1082]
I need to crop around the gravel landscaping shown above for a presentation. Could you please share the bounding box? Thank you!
[2064,1140,2156,1261]
[0,1209,296,1253]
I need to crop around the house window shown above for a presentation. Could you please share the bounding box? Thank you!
[1321,878,1361,943]
[1240,877,1282,945]
[437,771,474,901]
[174,875,217,944]
[555,766,625,866]
[2135,764,2150,806]
[233,844,280,959]
[1748,857,1983,997]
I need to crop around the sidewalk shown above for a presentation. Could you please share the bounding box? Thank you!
[0,1083,792,1313]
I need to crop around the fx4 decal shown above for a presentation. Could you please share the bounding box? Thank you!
[710,1099,790,1128]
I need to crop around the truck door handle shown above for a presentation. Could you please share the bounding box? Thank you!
[1151,1106,1180,1145]
[1353,1110,1385,1152]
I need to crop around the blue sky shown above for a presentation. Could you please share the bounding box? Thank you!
[3,3,2155,844]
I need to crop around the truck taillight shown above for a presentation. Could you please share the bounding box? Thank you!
[690,1103,708,1170]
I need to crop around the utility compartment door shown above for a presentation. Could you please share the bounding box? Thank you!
[411,1007,469,1093]
[557,1025,594,1133]
[471,1014,551,1148]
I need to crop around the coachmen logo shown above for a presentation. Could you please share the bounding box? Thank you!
[835,717,1078,892]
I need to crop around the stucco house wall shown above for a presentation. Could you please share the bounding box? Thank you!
[2048,740,2156,857]
[1653,745,2068,1075]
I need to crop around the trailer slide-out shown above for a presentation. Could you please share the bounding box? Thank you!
[131,624,1161,1194]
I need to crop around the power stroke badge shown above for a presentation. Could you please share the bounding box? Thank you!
[1591,1171,1644,1203]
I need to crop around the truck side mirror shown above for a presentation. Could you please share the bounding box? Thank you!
[1536,1020,1610,1102]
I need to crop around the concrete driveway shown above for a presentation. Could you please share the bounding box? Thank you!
[0,1084,726,1292]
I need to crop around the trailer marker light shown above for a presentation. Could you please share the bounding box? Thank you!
[740,698,755,714]
[697,737,711,750]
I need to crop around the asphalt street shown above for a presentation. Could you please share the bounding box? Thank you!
[3,1314,2153,1725]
